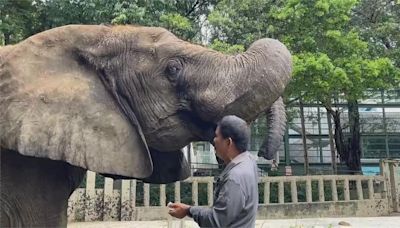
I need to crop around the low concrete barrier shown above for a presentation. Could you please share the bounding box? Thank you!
[67,159,399,222]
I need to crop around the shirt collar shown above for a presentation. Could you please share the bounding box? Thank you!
[219,151,252,178]
[231,151,251,165]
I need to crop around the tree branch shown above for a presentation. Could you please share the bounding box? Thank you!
[185,0,200,17]
[286,96,302,105]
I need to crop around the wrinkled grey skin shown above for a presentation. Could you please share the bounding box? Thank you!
[0,25,291,227]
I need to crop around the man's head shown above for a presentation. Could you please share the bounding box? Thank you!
[213,115,250,162]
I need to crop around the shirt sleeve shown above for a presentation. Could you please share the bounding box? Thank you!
[189,179,245,227]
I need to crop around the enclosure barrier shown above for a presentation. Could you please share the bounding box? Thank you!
[68,159,399,222]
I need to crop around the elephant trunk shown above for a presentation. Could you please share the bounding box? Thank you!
[194,38,292,124]
[221,38,292,121]
[258,97,287,160]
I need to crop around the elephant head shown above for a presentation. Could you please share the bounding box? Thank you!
[0,25,291,184]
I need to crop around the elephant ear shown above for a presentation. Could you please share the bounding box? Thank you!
[0,25,153,178]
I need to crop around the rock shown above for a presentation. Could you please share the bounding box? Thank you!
[339,221,352,227]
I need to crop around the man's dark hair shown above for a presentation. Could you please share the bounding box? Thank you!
[217,115,250,153]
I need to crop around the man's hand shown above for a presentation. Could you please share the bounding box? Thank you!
[168,202,191,219]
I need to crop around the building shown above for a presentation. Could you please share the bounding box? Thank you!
[184,89,400,176]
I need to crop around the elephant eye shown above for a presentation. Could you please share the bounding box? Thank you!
[166,60,182,80]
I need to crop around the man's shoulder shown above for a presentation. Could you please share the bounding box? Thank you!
[231,152,257,165]
[228,158,257,182]
[233,153,257,168]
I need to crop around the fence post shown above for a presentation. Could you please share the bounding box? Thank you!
[264,181,270,204]
[121,180,131,221]
[306,178,312,203]
[67,190,78,222]
[291,180,298,203]
[103,177,114,221]
[144,183,150,207]
[174,182,181,203]
[368,178,374,200]
[388,161,400,212]
[331,178,338,202]
[207,180,213,206]
[192,180,199,206]
[130,180,137,220]
[356,178,364,200]
[160,184,166,206]
[344,178,350,201]
[380,160,390,201]
[278,181,285,204]
[318,178,325,202]
[85,171,96,222]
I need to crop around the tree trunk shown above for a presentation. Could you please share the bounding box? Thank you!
[299,100,309,175]
[326,102,362,175]
[330,110,348,164]
[348,100,362,174]
[4,33,10,45]
[326,113,337,174]
[326,108,350,174]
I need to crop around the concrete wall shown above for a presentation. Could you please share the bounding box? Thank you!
[257,200,389,219]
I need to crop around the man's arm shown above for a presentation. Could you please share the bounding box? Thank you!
[189,179,245,227]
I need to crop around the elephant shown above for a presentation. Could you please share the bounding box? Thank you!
[0,24,291,227]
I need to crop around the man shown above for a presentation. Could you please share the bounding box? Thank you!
[169,115,259,228]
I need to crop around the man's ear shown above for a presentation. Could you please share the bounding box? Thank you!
[227,138,233,147]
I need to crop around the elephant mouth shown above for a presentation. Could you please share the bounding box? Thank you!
[178,110,216,143]
[177,95,216,143]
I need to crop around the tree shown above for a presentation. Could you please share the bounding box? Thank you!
[0,0,38,45]
[270,0,399,173]
[0,0,217,44]
[208,0,400,173]
[208,0,277,46]
[351,0,400,67]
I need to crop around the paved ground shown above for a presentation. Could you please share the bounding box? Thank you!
[69,215,400,228]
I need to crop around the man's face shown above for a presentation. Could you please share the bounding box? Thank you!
[213,126,229,159]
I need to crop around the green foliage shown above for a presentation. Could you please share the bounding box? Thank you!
[110,2,147,25]
[269,0,399,103]
[209,0,399,106]
[0,0,37,44]
[351,0,400,67]
[0,0,216,44]
[209,39,244,54]
[208,0,276,47]
[208,0,399,170]
[290,52,400,103]
[159,13,193,40]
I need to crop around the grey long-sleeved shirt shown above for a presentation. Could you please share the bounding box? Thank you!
[189,151,259,228]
